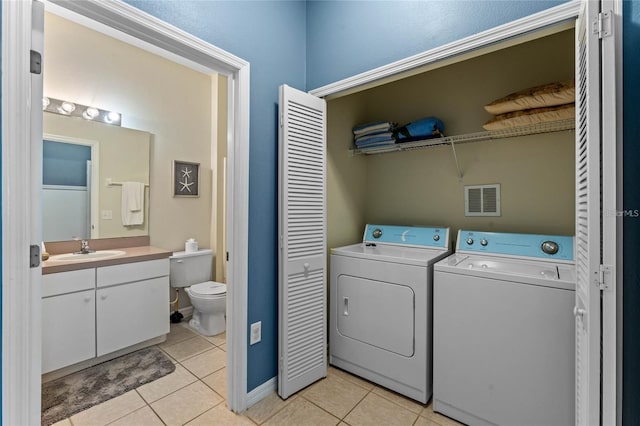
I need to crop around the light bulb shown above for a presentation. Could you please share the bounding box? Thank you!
[58,101,76,114]
[83,107,99,120]
[106,111,120,123]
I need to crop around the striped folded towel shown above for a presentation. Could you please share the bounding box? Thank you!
[355,131,394,144]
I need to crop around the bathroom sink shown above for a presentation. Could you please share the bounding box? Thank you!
[48,250,126,262]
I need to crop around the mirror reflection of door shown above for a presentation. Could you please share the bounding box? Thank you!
[42,137,97,241]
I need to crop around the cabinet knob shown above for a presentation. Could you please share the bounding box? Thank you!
[84,296,91,302]
[100,294,108,300]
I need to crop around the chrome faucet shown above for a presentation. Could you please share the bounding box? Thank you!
[77,240,94,254]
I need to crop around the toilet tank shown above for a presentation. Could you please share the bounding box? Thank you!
[169,249,213,288]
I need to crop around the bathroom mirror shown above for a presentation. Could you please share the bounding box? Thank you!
[43,112,151,242]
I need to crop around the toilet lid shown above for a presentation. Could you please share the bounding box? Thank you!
[191,281,226,296]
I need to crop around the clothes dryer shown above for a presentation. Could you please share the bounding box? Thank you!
[433,230,575,426]
[330,224,451,403]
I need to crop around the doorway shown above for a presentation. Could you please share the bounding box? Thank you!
[2,1,250,423]
[42,136,98,241]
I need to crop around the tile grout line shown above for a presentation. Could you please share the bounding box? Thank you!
[339,384,375,423]
[296,393,346,423]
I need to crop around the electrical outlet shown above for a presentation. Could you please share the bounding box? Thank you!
[101,210,113,220]
[250,321,262,345]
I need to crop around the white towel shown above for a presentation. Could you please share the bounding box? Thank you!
[121,181,145,226]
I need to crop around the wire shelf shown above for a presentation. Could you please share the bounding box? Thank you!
[349,119,575,156]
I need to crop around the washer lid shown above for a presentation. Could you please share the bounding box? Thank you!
[331,243,451,267]
[191,281,226,296]
[434,254,576,291]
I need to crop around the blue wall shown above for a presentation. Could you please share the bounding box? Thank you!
[125,0,307,392]
[623,1,640,422]
[306,0,569,90]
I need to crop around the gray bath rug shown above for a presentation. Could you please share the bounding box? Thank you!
[41,346,175,425]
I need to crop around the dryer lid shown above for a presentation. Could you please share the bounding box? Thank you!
[191,281,226,296]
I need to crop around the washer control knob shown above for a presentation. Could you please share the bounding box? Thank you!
[466,238,474,245]
[541,241,559,255]
[480,239,488,246]
[433,235,440,241]
[372,228,382,239]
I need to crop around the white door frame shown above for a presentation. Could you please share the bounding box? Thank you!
[2,1,251,423]
[2,2,44,423]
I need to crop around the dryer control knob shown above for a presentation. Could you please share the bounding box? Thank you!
[541,241,559,255]
[480,239,488,246]
[372,229,382,239]
[466,238,474,245]
[433,235,440,241]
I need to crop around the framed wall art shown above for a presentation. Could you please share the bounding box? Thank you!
[173,160,200,197]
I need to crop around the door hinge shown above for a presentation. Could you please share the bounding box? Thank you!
[593,11,612,39]
[279,235,283,250]
[29,244,41,268]
[599,264,613,291]
[226,251,229,262]
[30,50,42,74]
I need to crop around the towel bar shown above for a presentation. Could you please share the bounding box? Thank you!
[106,178,149,187]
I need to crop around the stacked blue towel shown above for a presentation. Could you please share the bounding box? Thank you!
[352,121,396,151]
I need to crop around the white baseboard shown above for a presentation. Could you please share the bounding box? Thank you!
[246,376,277,408]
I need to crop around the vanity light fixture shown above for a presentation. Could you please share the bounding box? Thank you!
[42,96,122,126]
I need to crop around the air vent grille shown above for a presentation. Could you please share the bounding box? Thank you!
[465,184,500,216]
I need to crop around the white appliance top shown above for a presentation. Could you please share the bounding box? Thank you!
[332,224,452,267]
[436,229,576,291]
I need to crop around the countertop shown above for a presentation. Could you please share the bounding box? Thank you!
[42,246,172,274]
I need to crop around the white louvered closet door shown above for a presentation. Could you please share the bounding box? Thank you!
[575,1,602,424]
[278,84,327,399]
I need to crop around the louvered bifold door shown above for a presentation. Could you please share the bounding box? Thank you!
[574,1,602,424]
[278,84,327,399]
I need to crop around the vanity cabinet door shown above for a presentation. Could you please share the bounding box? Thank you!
[96,276,169,356]
[42,289,96,373]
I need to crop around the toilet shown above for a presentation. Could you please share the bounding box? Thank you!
[169,249,227,336]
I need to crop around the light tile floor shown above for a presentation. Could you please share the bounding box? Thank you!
[52,323,464,426]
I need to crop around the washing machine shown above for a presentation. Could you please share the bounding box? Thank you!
[433,230,575,426]
[330,224,451,403]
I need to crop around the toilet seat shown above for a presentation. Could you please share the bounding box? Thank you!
[190,281,226,298]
